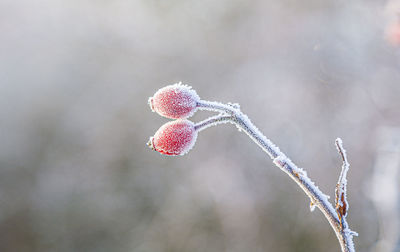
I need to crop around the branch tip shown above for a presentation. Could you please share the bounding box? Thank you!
[148,85,357,251]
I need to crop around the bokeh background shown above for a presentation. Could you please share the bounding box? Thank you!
[1,0,400,251]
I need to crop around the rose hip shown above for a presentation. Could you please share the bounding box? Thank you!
[148,83,200,119]
[147,119,198,156]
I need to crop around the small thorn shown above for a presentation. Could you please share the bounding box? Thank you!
[310,201,316,212]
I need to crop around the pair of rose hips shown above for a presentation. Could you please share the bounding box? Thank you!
[147,83,201,156]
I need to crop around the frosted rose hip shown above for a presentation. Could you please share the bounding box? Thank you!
[148,83,200,119]
[147,119,198,156]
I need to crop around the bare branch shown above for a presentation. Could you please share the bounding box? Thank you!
[196,100,357,252]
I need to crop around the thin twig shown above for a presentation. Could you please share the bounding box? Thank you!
[335,138,358,252]
[194,114,232,132]
[335,138,350,221]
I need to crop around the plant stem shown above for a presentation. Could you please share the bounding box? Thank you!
[197,100,356,252]
[194,114,232,132]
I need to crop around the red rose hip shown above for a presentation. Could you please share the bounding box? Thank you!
[147,119,198,156]
[148,83,200,119]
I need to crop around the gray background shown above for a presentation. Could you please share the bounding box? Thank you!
[1,0,400,251]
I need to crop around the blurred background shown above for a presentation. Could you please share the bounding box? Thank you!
[1,0,400,251]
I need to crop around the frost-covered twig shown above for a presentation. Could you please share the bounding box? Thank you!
[335,138,358,252]
[147,83,357,251]
[194,114,232,132]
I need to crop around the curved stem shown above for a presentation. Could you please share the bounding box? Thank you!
[194,114,232,132]
[197,100,236,114]
[197,100,356,252]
